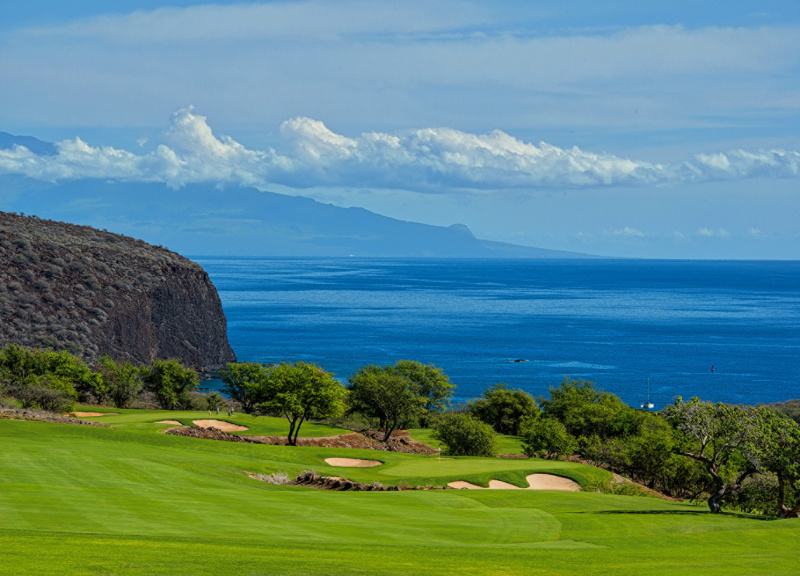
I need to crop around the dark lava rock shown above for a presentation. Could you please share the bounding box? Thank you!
[0,211,235,370]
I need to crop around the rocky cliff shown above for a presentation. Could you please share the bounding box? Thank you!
[0,211,235,371]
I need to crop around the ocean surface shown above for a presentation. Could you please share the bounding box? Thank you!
[196,258,800,410]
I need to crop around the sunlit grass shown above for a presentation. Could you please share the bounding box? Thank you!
[2,416,798,575]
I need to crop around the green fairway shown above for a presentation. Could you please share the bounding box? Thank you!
[72,406,350,437]
[2,417,799,575]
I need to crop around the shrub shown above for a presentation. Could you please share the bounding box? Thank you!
[18,381,76,413]
[432,412,497,457]
[468,383,538,435]
[520,417,577,459]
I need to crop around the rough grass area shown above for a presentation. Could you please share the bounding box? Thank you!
[1,417,799,575]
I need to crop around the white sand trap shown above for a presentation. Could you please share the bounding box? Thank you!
[448,480,520,489]
[325,458,383,468]
[192,419,249,432]
[155,420,182,426]
[525,474,581,491]
[489,479,521,489]
[448,481,485,489]
[74,412,119,417]
[448,474,582,491]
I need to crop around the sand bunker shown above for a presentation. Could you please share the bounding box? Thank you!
[526,474,581,491]
[155,420,182,426]
[324,457,383,468]
[192,419,249,432]
[448,474,581,491]
[74,412,119,417]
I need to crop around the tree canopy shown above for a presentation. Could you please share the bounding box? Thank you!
[432,412,497,457]
[468,383,538,435]
[663,396,764,513]
[219,362,269,414]
[261,362,345,446]
[140,358,198,410]
[391,360,454,426]
[348,364,422,441]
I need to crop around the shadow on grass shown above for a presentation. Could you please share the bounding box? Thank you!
[582,510,777,521]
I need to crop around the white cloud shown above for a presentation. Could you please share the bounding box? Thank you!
[2,108,800,193]
[2,3,799,134]
[696,227,731,238]
[607,227,646,237]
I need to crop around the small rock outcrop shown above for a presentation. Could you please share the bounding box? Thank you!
[0,211,235,371]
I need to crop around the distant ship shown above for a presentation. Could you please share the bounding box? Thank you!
[640,378,654,410]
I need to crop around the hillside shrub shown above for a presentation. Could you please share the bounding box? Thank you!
[432,412,497,457]
[520,417,577,459]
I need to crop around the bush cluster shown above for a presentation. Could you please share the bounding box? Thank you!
[0,343,205,412]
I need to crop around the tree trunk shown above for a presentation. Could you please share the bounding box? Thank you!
[291,415,306,446]
[382,415,397,442]
[708,484,726,513]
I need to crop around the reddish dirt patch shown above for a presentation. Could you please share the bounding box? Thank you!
[244,430,437,454]
[73,412,119,417]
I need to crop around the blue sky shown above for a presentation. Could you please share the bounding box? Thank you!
[1,0,799,258]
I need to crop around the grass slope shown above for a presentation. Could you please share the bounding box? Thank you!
[73,407,350,437]
[1,417,799,575]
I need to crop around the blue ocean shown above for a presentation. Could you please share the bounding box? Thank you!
[196,258,800,410]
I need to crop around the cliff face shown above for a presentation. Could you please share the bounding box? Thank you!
[0,211,235,371]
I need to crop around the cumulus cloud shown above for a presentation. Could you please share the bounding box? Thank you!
[2,108,800,193]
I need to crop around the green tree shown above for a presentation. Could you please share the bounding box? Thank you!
[0,344,100,409]
[757,407,800,518]
[664,397,763,513]
[519,417,577,459]
[96,356,141,409]
[36,350,105,402]
[348,364,422,441]
[220,362,268,414]
[539,377,627,439]
[261,362,345,446]
[140,358,198,410]
[468,383,538,435]
[391,360,454,427]
[432,412,497,457]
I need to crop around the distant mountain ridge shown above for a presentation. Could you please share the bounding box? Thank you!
[0,132,590,258]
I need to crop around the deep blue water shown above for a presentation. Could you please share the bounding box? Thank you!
[196,258,800,410]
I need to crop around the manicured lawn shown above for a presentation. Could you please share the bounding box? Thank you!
[2,417,799,575]
[72,406,350,437]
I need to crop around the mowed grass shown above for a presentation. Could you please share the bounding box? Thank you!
[72,406,350,437]
[2,418,799,575]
